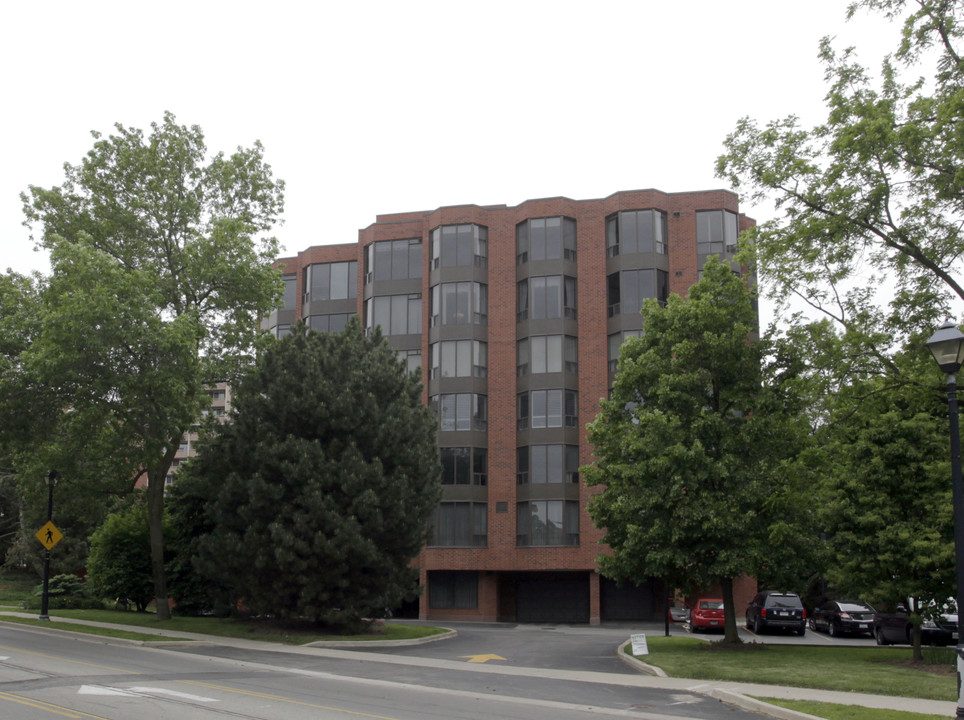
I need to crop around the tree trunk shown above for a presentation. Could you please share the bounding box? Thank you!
[721,577,741,644]
[147,452,175,622]
[912,622,923,662]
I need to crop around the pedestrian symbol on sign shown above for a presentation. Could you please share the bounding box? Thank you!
[35,521,63,550]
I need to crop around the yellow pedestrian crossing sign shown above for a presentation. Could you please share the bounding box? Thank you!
[36,521,63,550]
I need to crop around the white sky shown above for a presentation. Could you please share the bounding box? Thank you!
[2,0,901,301]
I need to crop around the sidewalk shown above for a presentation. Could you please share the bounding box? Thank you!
[1,612,956,719]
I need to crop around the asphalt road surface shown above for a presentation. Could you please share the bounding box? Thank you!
[0,621,776,720]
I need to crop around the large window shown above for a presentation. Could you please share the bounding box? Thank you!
[517,500,579,546]
[431,340,487,378]
[608,330,643,373]
[365,238,422,282]
[517,335,577,375]
[431,224,487,269]
[516,276,577,322]
[429,571,479,608]
[517,445,579,484]
[431,393,488,432]
[606,210,668,257]
[397,349,422,374]
[430,282,487,326]
[441,447,487,485]
[281,275,297,309]
[308,313,354,334]
[516,217,576,264]
[517,389,577,429]
[365,294,422,335]
[696,210,739,256]
[429,504,487,547]
[607,269,669,317]
[303,261,358,302]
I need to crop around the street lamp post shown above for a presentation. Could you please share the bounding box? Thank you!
[925,320,964,720]
[38,470,58,621]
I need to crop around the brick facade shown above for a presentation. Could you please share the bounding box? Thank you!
[270,188,757,623]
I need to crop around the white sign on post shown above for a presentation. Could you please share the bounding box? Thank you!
[630,633,649,655]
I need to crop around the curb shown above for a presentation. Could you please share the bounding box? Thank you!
[304,629,457,648]
[698,688,827,720]
[616,639,667,677]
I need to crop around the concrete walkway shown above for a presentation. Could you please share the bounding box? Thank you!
[0,612,956,719]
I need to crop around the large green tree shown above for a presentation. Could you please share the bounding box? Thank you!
[19,113,285,619]
[87,497,173,612]
[817,347,953,658]
[585,259,811,644]
[716,0,963,638]
[170,320,441,631]
[716,0,963,338]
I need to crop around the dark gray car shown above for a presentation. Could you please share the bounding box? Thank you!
[810,600,875,637]
[746,590,806,635]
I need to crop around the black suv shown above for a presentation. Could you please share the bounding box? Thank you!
[746,590,806,635]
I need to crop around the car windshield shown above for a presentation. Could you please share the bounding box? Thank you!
[767,595,802,609]
[699,600,723,610]
[838,602,873,612]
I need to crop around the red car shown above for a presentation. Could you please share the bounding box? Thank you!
[690,598,725,632]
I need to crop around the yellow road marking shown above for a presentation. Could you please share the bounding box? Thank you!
[184,680,401,720]
[0,690,111,719]
[459,654,506,663]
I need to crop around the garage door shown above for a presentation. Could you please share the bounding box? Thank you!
[516,573,589,623]
[600,578,657,621]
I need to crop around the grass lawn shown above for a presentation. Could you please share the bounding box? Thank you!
[0,572,39,609]
[629,637,955,702]
[756,697,949,720]
[0,572,447,645]
[1,607,448,645]
[0,614,187,643]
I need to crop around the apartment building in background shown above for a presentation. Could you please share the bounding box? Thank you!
[165,382,233,489]
[262,188,757,624]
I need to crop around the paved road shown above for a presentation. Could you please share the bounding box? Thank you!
[0,621,773,720]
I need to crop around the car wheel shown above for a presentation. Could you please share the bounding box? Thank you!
[796,626,805,636]
[753,615,763,634]
[808,617,816,631]
[829,620,839,637]
[875,627,889,646]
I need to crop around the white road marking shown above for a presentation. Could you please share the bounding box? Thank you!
[78,685,217,702]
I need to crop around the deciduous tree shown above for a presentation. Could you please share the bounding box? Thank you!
[19,113,284,619]
[585,259,811,644]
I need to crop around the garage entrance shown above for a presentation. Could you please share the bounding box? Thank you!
[507,571,590,623]
[599,578,658,621]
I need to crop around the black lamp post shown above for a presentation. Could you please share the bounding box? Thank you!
[925,320,964,720]
[38,470,58,621]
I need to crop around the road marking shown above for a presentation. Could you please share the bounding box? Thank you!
[0,689,110,719]
[184,680,400,719]
[79,685,217,702]
[459,654,506,663]
[129,687,218,702]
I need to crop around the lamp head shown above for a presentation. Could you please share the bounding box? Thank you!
[926,321,964,375]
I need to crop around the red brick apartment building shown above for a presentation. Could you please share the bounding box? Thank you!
[262,188,757,624]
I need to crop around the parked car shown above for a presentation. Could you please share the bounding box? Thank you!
[874,601,957,646]
[668,600,690,623]
[809,600,875,637]
[690,598,724,632]
[746,590,806,635]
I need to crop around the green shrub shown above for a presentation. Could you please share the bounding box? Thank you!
[29,574,104,610]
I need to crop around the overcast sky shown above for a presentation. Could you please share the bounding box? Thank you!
[2,0,900,287]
